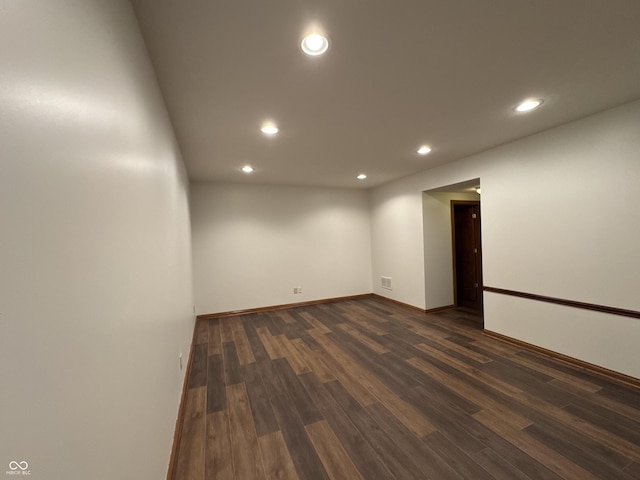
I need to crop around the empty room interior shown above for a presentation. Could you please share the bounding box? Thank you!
[2,1,640,479]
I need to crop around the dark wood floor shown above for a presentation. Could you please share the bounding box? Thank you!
[174,297,640,480]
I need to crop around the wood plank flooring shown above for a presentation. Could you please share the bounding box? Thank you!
[173,298,640,480]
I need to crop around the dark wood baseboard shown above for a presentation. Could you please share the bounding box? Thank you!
[483,286,640,320]
[483,329,640,390]
[371,294,429,313]
[166,318,198,480]
[197,293,374,320]
[425,304,456,314]
[199,293,453,319]
[372,294,455,315]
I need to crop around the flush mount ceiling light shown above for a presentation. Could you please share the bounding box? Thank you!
[301,33,329,56]
[357,174,367,180]
[515,98,544,113]
[241,165,254,173]
[417,145,432,155]
[261,122,279,135]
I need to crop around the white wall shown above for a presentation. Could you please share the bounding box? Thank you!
[371,100,640,378]
[370,184,428,308]
[0,2,194,479]
[191,183,372,314]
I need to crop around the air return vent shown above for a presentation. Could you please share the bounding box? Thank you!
[381,276,392,290]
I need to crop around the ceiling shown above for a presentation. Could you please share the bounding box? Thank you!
[131,0,640,189]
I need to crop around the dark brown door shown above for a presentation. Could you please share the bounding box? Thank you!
[452,201,483,311]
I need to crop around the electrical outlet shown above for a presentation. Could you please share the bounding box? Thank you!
[294,287,302,294]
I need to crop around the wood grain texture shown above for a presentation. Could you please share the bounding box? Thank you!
[206,410,234,480]
[188,343,208,389]
[227,383,266,480]
[208,318,222,356]
[305,420,364,480]
[258,430,300,480]
[193,318,209,345]
[174,387,206,480]
[230,316,256,365]
[172,297,640,480]
[474,409,601,480]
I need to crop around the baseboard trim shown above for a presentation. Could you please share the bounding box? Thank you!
[198,294,454,319]
[483,286,640,320]
[483,330,640,390]
[370,294,430,313]
[197,293,374,320]
[425,304,455,314]
[166,318,198,480]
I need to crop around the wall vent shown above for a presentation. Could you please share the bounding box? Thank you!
[381,276,392,290]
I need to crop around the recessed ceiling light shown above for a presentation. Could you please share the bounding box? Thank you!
[515,98,543,112]
[357,174,367,180]
[261,122,279,135]
[301,33,329,56]
[241,165,254,173]
[417,145,432,155]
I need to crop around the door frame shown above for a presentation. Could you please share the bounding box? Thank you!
[450,200,483,311]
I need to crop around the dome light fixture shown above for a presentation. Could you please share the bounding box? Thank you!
[241,165,254,174]
[301,33,329,56]
[261,122,279,135]
[357,174,367,180]
[417,145,432,155]
[515,98,544,113]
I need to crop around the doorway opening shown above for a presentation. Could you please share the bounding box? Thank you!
[422,179,483,327]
